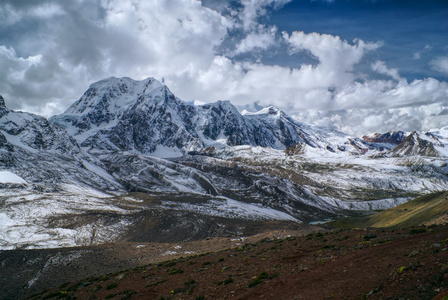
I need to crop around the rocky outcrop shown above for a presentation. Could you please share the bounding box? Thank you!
[362,131,406,145]
[392,132,439,157]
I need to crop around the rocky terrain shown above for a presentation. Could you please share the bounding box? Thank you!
[1,76,448,299]
[1,76,447,250]
[12,224,448,300]
[2,192,448,299]
[0,222,316,300]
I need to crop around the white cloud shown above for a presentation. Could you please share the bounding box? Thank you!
[293,78,448,135]
[173,31,384,113]
[283,31,382,87]
[234,25,277,54]
[100,0,231,77]
[0,0,232,115]
[412,44,432,61]
[238,0,291,31]
[0,0,447,136]
[430,56,448,74]
[371,60,404,82]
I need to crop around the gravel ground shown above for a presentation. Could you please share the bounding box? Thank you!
[13,224,448,300]
[0,223,318,300]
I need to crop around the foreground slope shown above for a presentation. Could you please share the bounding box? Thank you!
[17,225,448,300]
[6,192,448,299]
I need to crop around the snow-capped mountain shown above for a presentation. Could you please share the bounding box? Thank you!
[362,131,406,146]
[50,77,340,156]
[0,95,122,192]
[1,76,447,250]
[363,129,448,157]
[0,95,81,156]
[50,77,200,155]
[51,76,448,158]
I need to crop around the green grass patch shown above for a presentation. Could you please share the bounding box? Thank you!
[217,277,234,285]
[248,271,277,288]
[145,278,168,288]
[168,268,184,275]
[329,191,448,229]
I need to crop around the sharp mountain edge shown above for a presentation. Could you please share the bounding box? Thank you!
[0,77,447,250]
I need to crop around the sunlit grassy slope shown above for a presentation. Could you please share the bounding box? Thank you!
[329,191,448,229]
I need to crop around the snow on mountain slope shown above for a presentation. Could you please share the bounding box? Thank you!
[362,129,448,158]
[208,144,448,208]
[51,77,357,156]
[362,131,406,147]
[0,96,123,192]
[51,77,203,153]
[0,186,129,250]
[428,126,448,157]
[242,106,319,149]
[0,171,26,184]
[1,76,448,250]
[195,100,253,147]
[391,132,439,156]
[0,99,81,156]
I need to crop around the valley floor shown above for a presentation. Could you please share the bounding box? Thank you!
[5,224,448,300]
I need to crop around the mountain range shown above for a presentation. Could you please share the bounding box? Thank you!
[1,77,447,250]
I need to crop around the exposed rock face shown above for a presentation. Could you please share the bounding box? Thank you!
[392,132,439,157]
[198,100,253,146]
[285,143,305,156]
[0,95,8,118]
[0,131,14,152]
[362,131,406,145]
[0,97,81,156]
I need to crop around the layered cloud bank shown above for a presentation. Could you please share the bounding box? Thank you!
[0,0,447,135]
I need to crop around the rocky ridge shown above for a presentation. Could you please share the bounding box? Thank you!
[0,76,447,250]
[50,77,358,155]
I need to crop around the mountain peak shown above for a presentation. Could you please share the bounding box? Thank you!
[89,76,160,91]
[202,100,240,115]
[362,131,406,145]
[242,106,281,117]
[0,95,6,108]
[86,76,164,100]
[391,131,439,156]
[0,95,8,117]
[59,77,167,117]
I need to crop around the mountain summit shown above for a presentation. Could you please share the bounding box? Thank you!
[0,95,6,108]
[51,77,199,155]
[0,95,8,118]
[51,77,323,156]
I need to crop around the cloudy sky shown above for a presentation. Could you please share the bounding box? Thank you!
[1,0,447,135]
